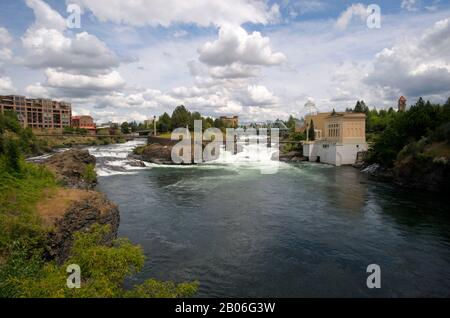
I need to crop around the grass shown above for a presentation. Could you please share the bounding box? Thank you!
[0,158,57,257]
[84,163,97,184]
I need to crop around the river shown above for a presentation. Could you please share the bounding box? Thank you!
[87,140,450,297]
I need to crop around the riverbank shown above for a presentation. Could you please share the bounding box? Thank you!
[362,141,450,193]
[0,143,198,297]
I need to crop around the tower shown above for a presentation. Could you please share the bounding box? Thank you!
[398,96,407,112]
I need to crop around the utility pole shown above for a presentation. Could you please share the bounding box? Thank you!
[153,115,157,136]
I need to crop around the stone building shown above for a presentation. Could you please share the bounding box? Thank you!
[302,112,368,166]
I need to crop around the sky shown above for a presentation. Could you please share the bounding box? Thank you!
[0,0,449,123]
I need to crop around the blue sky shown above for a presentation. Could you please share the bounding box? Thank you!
[0,0,449,123]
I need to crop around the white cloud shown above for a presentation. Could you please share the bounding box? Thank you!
[45,69,125,90]
[365,18,450,99]
[25,83,49,97]
[401,0,419,12]
[0,27,12,46]
[69,0,280,27]
[21,29,120,73]
[26,0,66,31]
[335,3,368,30]
[246,84,278,105]
[173,30,188,38]
[21,0,126,99]
[0,77,16,94]
[208,63,260,79]
[199,25,286,67]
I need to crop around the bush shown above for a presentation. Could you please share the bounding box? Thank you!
[83,164,97,184]
[3,225,199,298]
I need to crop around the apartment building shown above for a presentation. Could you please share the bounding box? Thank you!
[0,95,72,129]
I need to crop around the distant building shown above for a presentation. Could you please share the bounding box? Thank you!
[0,95,71,129]
[398,96,407,112]
[303,112,368,166]
[72,115,96,135]
[220,116,239,128]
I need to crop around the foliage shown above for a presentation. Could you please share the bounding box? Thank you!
[121,122,130,134]
[157,112,172,133]
[171,105,192,129]
[0,159,56,258]
[63,126,88,136]
[0,113,198,298]
[367,97,450,167]
[1,225,198,298]
[286,115,297,131]
[83,164,97,184]
[0,111,44,157]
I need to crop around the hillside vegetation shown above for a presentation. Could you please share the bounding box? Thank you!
[0,112,198,298]
[365,97,450,191]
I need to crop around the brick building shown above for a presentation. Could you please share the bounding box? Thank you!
[0,95,72,129]
[71,115,96,134]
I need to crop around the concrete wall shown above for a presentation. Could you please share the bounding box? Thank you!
[303,141,368,166]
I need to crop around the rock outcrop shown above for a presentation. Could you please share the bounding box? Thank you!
[44,149,97,189]
[38,149,120,262]
[393,155,450,192]
[39,189,120,262]
[130,143,175,165]
[361,163,394,181]
[276,151,306,163]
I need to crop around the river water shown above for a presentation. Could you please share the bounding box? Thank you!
[88,140,450,297]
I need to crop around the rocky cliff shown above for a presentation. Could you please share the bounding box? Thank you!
[393,153,450,193]
[363,142,450,192]
[38,149,120,262]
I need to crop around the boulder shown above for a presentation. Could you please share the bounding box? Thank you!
[44,149,97,189]
[276,151,305,163]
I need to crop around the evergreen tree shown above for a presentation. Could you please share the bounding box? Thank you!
[171,105,191,129]
[157,113,172,133]
[286,115,296,130]
[445,97,450,107]
[190,111,202,129]
[354,101,364,113]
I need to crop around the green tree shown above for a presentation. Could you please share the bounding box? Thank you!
[157,113,172,133]
[190,111,202,130]
[203,117,214,130]
[121,122,130,134]
[171,106,191,129]
[129,121,138,133]
[354,101,364,113]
